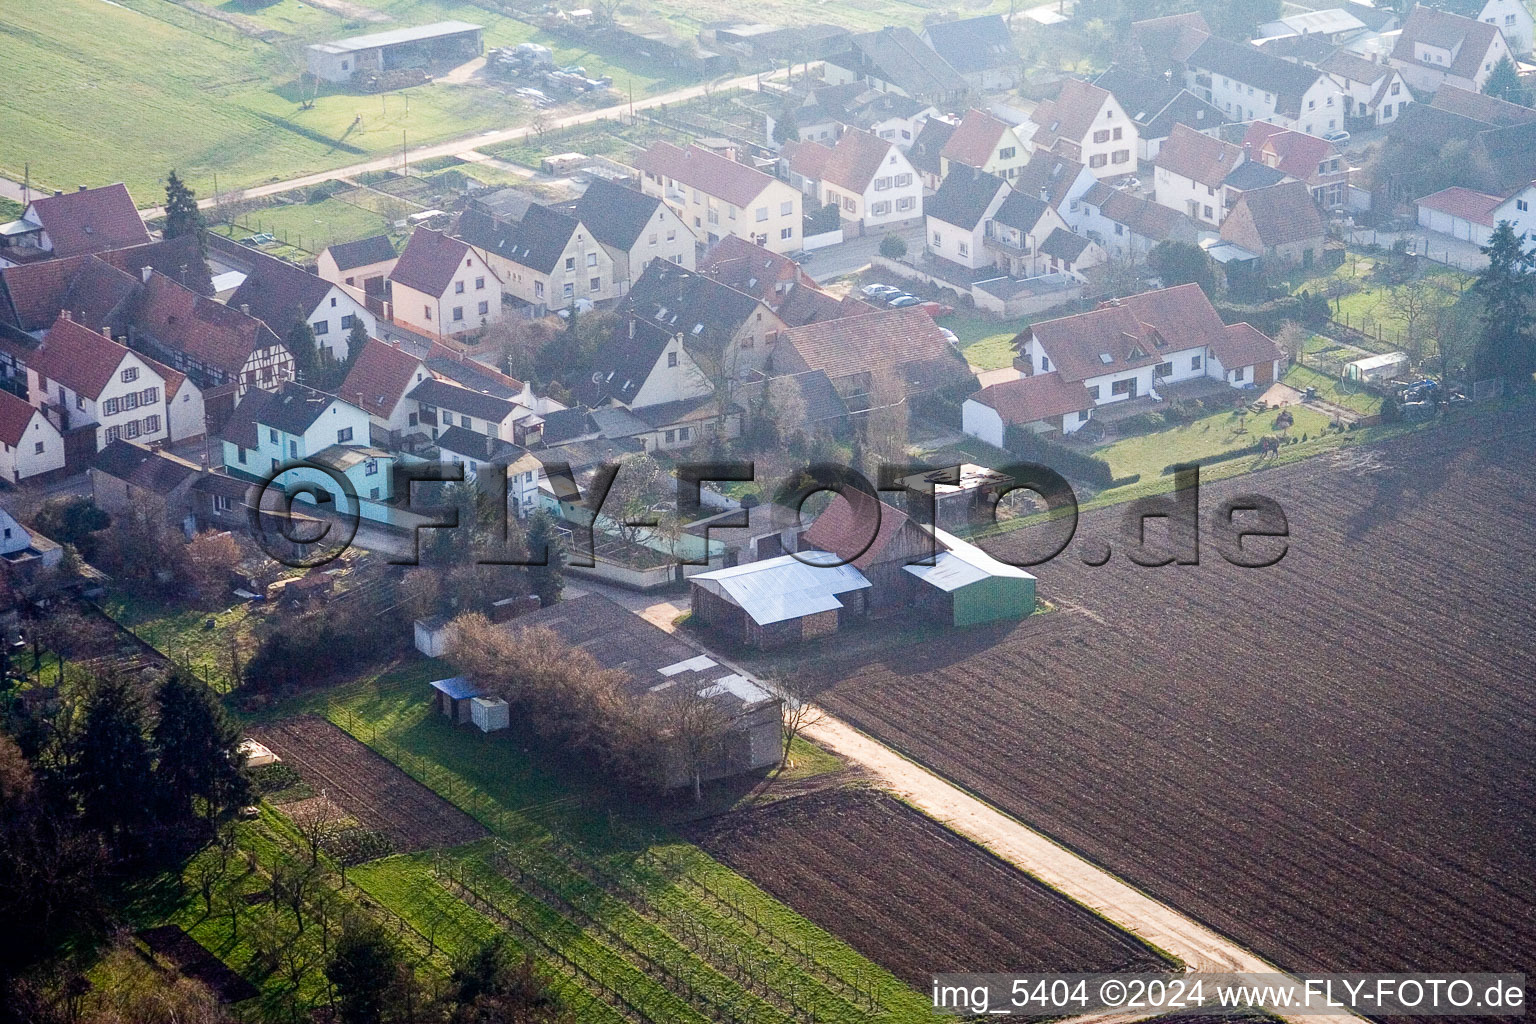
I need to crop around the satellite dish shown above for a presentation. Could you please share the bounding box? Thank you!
[591,372,603,383]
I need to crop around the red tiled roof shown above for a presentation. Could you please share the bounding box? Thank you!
[800,491,912,569]
[389,228,475,297]
[28,316,136,400]
[1027,283,1229,382]
[1221,180,1326,247]
[634,142,780,208]
[0,256,91,332]
[699,235,805,307]
[819,128,898,193]
[784,139,835,182]
[1416,186,1504,227]
[128,271,282,376]
[1157,123,1244,188]
[1209,322,1282,369]
[776,308,974,396]
[26,184,150,257]
[1243,122,1336,181]
[970,371,1095,425]
[0,388,40,447]
[337,338,428,418]
[941,108,1011,169]
[1031,79,1113,147]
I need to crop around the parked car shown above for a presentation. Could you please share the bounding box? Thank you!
[786,250,814,264]
[241,232,276,246]
[938,327,960,346]
[887,294,922,308]
[1121,176,1141,190]
[916,300,955,317]
[1323,128,1350,145]
[861,283,901,298]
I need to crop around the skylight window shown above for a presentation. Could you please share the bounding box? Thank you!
[1099,352,1114,364]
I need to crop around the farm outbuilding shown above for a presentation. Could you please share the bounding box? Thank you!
[689,552,872,648]
[429,676,484,724]
[1344,351,1407,383]
[306,21,484,84]
[470,697,510,733]
[903,539,1037,627]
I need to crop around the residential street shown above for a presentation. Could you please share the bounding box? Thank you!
[805,223,926,284]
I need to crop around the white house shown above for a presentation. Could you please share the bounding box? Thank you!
[408,377,531,444]
[1153,123,1247,228]
[1389,5,1512,95]
[784,128,923,235]
[1477,0,1533,54]
[963,371,1097,444]
[1016,284,1285,406]
[224,249,377,362]
[27,316,175,452]
[1416,182,1536,245]
[1075,182,1202,259]
[1320,50,1411,126]
[458,204,616,316]
[941,108,1034,180]
[0,388,65,482]
[0,505,61,568]
[634,142,804,254]
[388,228,503,337]
[926,167,1011,270]
[565,179,696,295]
[0,183,150,266]
[1185,35,1346,136]
[1029,79,1139,178]
[921,15,1019,92]
[336,337,433,438]
[317,235,398,296]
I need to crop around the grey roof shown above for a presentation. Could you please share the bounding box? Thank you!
[826,26,968,100]
[1039,228,1091,263]
[578,318,675,407]
[219,382,339,447]
[1222,161,1290,190]
[92,439,200,493]
[922,14,1017,76]
[1186,35,1330,118]
[309,20,481,55]
[435,424,522,463]
[992,191,1050,232]
[539,406,599,444]
[325,234,396,272]
[1096,67,1229,140]
[424,353,522,400]
[468,187,541,222]
[457,205,577,275]
[225,248,336,341]
[690,552,871,625]
[628,394,719,428]
[570,179,665,252]
[622,262,764,358]
[531,435,643,472]
[926,166,1008,230]
[407,377,519,422]
[587,404,653,439]
[908,117,957,178]
[1475,121,1536,195]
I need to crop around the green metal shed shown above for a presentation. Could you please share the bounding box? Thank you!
[904,543,1037,626]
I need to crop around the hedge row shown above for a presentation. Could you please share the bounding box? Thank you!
[1004,424,1116,488]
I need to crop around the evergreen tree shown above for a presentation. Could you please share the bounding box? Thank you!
[772,106,800,146]
[1482,56,1530,107]
[345,319,370,366]
[163,170,206,256]
[285,320,319,379]
[1147,240,1216,295]
[1471,220,1536,385]
[152,672,250,834]
[69,675,160,856]
[328,918,406,1024]
[525,509,564,608]
[878,233,908,260]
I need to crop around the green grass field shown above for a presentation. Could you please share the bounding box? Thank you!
[218,195,397,253]
[0,0,691,202]
[238,661,945,1023]
[1090,404,1334,482]
[1282,364,1384,417]
[936,310,1026,371]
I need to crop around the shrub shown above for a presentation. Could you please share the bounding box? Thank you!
[1114,411,1168,436]
[878,233,908,260]
[1003,424,1115,488]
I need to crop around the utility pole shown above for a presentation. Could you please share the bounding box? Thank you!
[22,162,29,207]
[402,130,408,176]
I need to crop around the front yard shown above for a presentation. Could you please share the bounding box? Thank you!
[1089,403,1335,483]
[935,311,1025,372]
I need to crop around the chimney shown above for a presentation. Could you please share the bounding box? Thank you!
[239,304,250,315]
[60,310,72,322]
[78,184,87,192]
[1039,186,1049,202]
[100,326,111,339]
[628,318,635,339]
[141,265,153,283]
[53,190,63,198]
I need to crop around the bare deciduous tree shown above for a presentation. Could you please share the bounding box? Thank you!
[762,675,822,767]
[659,684,730,803]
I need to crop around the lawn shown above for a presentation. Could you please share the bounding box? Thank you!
[216,195,397,254]
[1282,364,1384,418]
[1090,403,1336,483]
[936,310,1026,372]
[0,0,692,201]
[254,660,947,1024]
[100,593,267,693]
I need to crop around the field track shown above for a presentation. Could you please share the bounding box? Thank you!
[815,417,1536,983]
